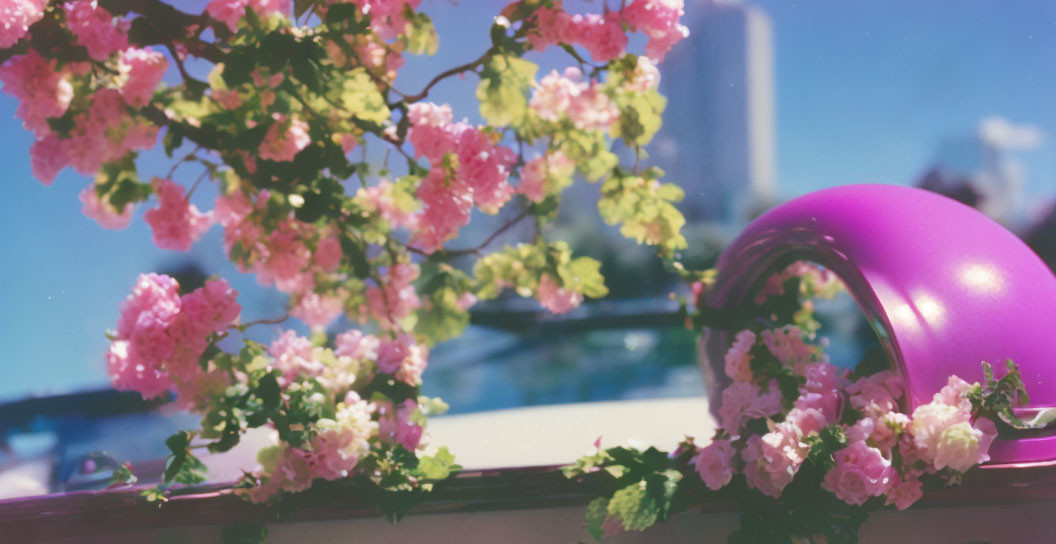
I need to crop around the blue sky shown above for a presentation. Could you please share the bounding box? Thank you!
[1,0,1054,401]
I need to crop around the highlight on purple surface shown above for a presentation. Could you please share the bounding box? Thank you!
[700,184,1056,467]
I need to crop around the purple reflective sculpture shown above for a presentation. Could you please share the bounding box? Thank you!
[701,184,1056,467]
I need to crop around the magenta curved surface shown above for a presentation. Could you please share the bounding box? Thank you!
[703,184,1056,466]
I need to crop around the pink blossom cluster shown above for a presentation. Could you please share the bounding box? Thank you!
[525,0,687,62]
[530,68,619,132]
[118,48,168,108]
[622,0,689,61]
[405,102,517,253]
[214,189,343,297]
[526,4,627,62]
[79,186,134,229]
[248,392,378,502]
[63,0,130,61]
[206,0,293,32]
[317,0,423,41]
[755,261,841,304]
[376,333,428,386]
[0,51,74,140]
[291,290,346,331]
[536,274,583,314]
[355,179,420,231]
[0,0,46,48]
[693,324,999,512]
[107,274,241,405]
[363,262,421,329]
[519,151,575,203]
[378,398,424,451]
[324,36,405,80]
[259,114,312,162]
[144,178,214,252]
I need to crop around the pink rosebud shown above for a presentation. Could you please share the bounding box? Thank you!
[536,274,583,314]
[723,329,756,383]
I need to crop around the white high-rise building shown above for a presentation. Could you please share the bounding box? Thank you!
[654,0,776,225]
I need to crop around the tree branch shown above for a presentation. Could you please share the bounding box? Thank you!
[402,48,494,104]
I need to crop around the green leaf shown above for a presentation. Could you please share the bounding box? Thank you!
[337,69,391,125]
[585,497,609,541]
[418,447,460,480]
[404,12,439,56]
[559,257,609,299]
[607,481,659,532]
[476,55,538,126]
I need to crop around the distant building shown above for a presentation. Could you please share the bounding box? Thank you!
[654,0,776,226]
[920,117,1043,226]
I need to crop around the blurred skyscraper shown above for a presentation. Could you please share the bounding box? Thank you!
[921,117,1043,227]
[655,0,776,226]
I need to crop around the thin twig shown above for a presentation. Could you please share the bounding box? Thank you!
[444,207,531,257]
[236,314,290,331]
[402,48,494,104]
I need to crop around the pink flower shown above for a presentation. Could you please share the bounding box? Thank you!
[571,13,627,63]
[378,399,424,451]
[622,0,689,61]
[758,422,807,491]
[206,0,248,32]
[761,325,818,372]
[356,180,419,231]
[786,405,828,436]
[305,395,378,480]
[457,127,517,213]
[724,330,755,383]
[527,5,574,51]
[0,51,74,137]
[254,220,315,294]
[30,134,69,186]
[144,178,214,251]
[885,476,924,510]
[259,114,311,162]
[566,82,619,132]
[624,56,661,92]
[691,439,735,491]
[65,89,158,175]
[63,0,130,61]
[335,329,380,360]
[410,168,473,254]
[932,417,997,472]
[932,375,975,412]
[0,0,46,48]
[376,333,428,386]
[719,381,783,434]
[536,274,583,314]
[741,435,784,498]
[80,186,133,229]
[530,68,584,123]
[519,151,575,203]
[847,370,904,416]
[364,262,420,329]
[313,231,343,272]
[118,48,168,108]
[822,440,896,505]
[207,0,292,32]
[269,330,321,382]
[291,291,345,331]
[108,273,183,398]
[406,102,460,163]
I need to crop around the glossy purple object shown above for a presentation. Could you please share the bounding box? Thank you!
[701,184,1056,466]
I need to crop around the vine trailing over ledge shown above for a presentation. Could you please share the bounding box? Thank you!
[1,0,693,537]
[567,262,1040,543]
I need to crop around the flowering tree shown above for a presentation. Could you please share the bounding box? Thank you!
[1,0,692,517]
